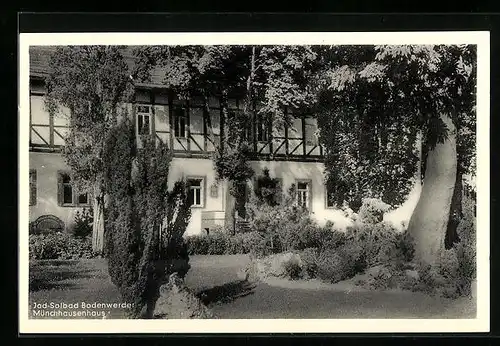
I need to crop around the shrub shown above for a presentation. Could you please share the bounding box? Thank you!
[246,191,319,254]
[346,221,412,268]
[412,247,473,299]
[248,252,304,280]
[71,208,93,238]
[253,168,282,206]
[359,265,397,290]
[316,244,365,284]
[29,233,66,260]
[299,247,319,279]
[395,230,415,263]
[226,231,265,255]
[282,256,303,280]
[318,228,347,250]
[104,126,191,318]
[206,230,229,255]
[186,235,210,255]
[358,198,391,224]
[316,251,350,283]
[186,230,267,256]
[29,233,95,260]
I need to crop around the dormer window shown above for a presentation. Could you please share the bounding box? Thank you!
[137,105,153,135]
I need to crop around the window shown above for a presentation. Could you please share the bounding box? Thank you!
[58,171,90,207]
[62,173,73,204]
[296,180,311,209]
[29,169,37,206]
[304,117,319,146]
[187,177,204,207]
[325,183,336,208]
[174,108,187,138]
[137,105,153,135]
[256,113,269,142]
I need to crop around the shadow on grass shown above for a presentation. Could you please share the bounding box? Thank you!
[196,279,257,306]
[29,262,96,292]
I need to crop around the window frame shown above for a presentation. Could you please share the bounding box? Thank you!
[173,107,188,138]
[295,179,312,210]
[325,182,337,209]
[29,169,37,206]
[58,171,91,208]
[136,104,153,136]
[256,112,269,143]
[186,176,206,208]
[304,117,319,146]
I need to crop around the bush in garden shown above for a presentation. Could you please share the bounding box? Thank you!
[316,251,351,283]
[299,247,319,279]
[282,256,303,280]
[346,221,411,268]
[185,230,267,256]
[65,235,95,259]
[246,191,320,254]
[410,234,475,298]
[358,198,391,224]
[316,244,365,284]
[29,233,95,260]
[395,230,415,263]
[29,233,66,260]
[247,252,304,280]
[226,231,264,255]
[206,230,229,255]
[317,227,347,250]
[186,235,210,255]
[71,208,93,238]
[455,195,477,289]
[358,265,397,290]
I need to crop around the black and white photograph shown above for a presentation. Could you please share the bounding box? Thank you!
[18,32,489,333]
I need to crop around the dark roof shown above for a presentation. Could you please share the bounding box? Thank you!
[29,46,57,77]
[29,46,167,86]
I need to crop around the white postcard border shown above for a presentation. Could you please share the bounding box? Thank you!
[18,31,490,334]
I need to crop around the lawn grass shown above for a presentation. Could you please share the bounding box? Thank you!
[28,255,475,319]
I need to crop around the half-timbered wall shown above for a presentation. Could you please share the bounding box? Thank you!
[29,81,324,162]
[29,79,71,151]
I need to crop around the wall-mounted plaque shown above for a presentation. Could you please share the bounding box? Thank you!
[210,184,218,198]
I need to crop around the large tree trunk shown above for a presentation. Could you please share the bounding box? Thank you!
[407,114,458,265]
[92,180,105,254]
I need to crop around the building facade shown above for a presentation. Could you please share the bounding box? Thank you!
[28,47,419,236]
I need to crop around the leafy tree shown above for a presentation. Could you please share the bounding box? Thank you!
[45,46,133,253]
[317,44,476,265]
[134,45,318,231]
[315,45,419,210]
[45,47,192,316]
[133,44,477,267]
[134,46,252,231]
